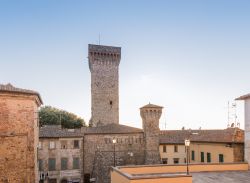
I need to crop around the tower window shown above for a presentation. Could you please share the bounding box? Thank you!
[110,101,113,105]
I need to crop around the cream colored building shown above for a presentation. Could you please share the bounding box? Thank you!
[38,126,84,183]
[159,128,244,164]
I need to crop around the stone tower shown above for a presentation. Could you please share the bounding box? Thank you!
[0,83,43,183]
[140,103,163,164]
[88,44,121,127]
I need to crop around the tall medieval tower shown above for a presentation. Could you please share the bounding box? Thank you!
[140,103,162,164]
[88,44,121,127]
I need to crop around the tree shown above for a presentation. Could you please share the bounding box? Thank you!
[39,106,86,128]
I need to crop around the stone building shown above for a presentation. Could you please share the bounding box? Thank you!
[38,125,83,183]
[159,128,244,164]
[0,84,43,183]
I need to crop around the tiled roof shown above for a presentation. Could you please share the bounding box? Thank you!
[160,128,244,144]
[140,103,163,109]
[235,93,250,100]
[83,123,143,134]
[39,124,143,138]
[0,83,43,104]
[39,125,83,138]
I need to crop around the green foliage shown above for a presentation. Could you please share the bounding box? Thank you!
[39,106,86,128]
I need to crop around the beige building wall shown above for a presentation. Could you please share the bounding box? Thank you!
[160,145,186,164]
[190,143,234,163]
[160,142,243,164]
[38,137,83,183]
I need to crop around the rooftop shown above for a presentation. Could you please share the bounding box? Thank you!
[88,44,121,54]
[0,83,43,104]
[140,103,163,109]
[193,171,250,183]
[235,93,250,100]
[160,128,244,144]
[39,123,143,138]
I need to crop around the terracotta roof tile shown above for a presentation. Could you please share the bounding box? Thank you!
[39,124,143,138]
[160,128,244,144]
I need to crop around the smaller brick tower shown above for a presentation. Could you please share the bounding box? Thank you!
[140,103,163,164]
[0,84,42,183]
[88,44,121,127]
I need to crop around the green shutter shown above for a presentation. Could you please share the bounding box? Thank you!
[61,158,68,170]
[38,159,43,171]
[207,153,211,163]
[49,158,56,171]
[219,154,224,163]
[191,151,195,161]
[201,152,204,162]
[73,157,80,169]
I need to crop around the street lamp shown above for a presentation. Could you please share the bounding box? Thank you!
[185,139,190,175]
[112,138,117,167]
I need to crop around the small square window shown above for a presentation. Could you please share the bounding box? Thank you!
[163,145,167,153]
[74,140,79,149]
[174,145,178,152]
[173,158,179,164]
[162,158,168,164]
[49,141,56,149]
[38,141,42,149]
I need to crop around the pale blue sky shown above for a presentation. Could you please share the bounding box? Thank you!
[1,0,250,129]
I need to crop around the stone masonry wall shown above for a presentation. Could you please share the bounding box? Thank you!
[88,44,121,127]
[83,133,145,183]
[0,93,40,183]
[140,106,162,164]
[38,137,83,183]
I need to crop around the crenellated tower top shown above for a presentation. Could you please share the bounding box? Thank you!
[88,44,121,70]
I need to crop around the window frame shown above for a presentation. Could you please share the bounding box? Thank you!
[73,157,80,169]
[48,158,56,171]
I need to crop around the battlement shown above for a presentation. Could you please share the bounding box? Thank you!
[88,44,121,56]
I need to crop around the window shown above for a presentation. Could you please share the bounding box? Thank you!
[163,145,167,153]
[49,158,56,171]
[174,145,178,152]
[49,141,55,149]
[173,158,179,164]
[74,140,79,149]
[201,152,204,162]
[73,157,80,169]
[162,158,168,164]
[191,150,195,161]
[207,153,211,163]
[219,154,224,163]
[61,141,67,149]
[38,159,43,171]
[184,158,186,163]
[61,158,68,170]
[38,141,42,149]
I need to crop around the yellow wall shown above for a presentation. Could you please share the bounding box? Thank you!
[190,143,234,163]
[160,145,186,164]
[130,177,192,183]
[160,142,235,164]
[111,171,130,183]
